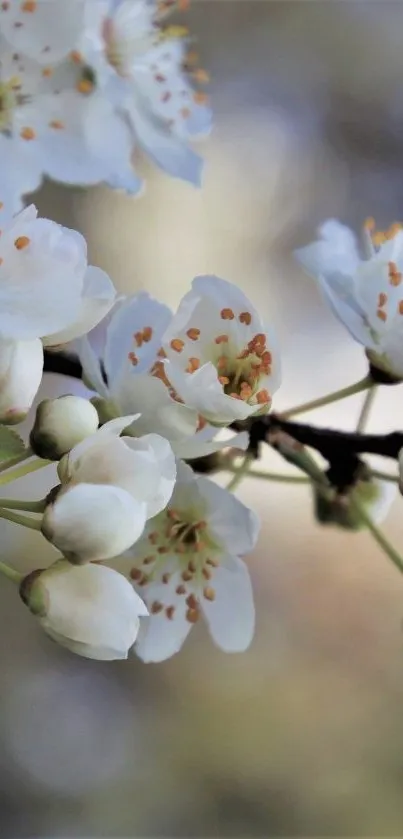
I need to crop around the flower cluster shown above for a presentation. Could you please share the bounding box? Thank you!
[0,197,277,662]
[0,0,211,212]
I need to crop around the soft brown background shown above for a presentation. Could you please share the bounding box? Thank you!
[3,2,403,836]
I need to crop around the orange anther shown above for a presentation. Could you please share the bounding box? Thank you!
[215,334,229,344]
[186,357,200,373]
[49,120,64,130]
[176,584,187,595]
[70,50,83,64]
[186,608,199,623]
[157,347,167,358]
[20,126,35,140]
[166,606,176,620]
[218,376,229,385]
[76,79,93,94]
[142,326,153,342]
[378,292,388,308]
[151,601,164,614]
[130,567,143,581]
[42,67,53,77]
[203,586,215,601]
[22,1,36,11]
[14,236,30,250]
[128,352,138,366]
[186,327,200,340]
[239,311,252,325]
[170,338,184,352]
[377,309,387,322]
[134,331,143,347]
[256,389,270,404]
[220,308,235,320]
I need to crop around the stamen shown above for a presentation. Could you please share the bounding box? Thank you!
[186,593,198,609]
[220,308,235,320]
[215,334,229,344]
[256,389,270,404]
[166,606,175,620]
[128,352,138,366]
[377,309,387,322]
[176,584,187,595]
[239,311,252,325]
[70,50,82,64]
[170,338,184,352]
[130,567,143,581]
[76,79,93,95]
[21,1,36,11]
[378,292,388,308]
[20,126,35,140]
[151,601,164,614]
[186,327,200,340]
[203,587,215,601]
[14,236,30,250]
[49,120,64,130]
[142,326,153,342]
[186,608,200,623]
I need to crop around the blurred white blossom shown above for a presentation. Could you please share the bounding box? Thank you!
[296,218,403,380]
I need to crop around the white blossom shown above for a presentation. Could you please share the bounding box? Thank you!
[30,395,100,460]
[0,203,116,419]
[0,28,140,209]
[20,559,148,661]
[42,416,176,563]
[126,461,259,662]
[162,275,281,425]
[295,218,403,380]
[77,291,249,457]
[81,0,212,188]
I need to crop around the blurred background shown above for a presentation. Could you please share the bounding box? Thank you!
[3,1,403,835]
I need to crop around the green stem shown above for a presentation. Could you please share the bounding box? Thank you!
[0,448,32,475]
[356,386,377,433]
[226,454,253,492]
[0,560,22,584]
[0,508,42,531]
[281,376,372,419]
[225,467,309,484]
[351,496,403,576]
[0,498,46,512]
[0,457,52,487]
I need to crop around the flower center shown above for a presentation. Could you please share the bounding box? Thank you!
[130,506,220,623]
[364,217,403,248]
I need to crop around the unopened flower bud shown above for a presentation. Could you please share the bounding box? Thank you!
[19,560,148,660]
[313,476,396,531]
[30,396,99,460]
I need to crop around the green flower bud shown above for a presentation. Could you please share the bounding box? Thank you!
[30,396,99,460]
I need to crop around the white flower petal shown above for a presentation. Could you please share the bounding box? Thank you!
[197,474,260,555]
[75,335,109,398]
[173,428,249,460]
[122,433,176,517]
[114,373,198,442]
[27,91,140,192]
[295,220,361,278]
[126,95,203,186]
[200,555,255,653]
[0,134,43,216]
[0,337,43,423]
[43,266,116,346]
[134,570,192,662]
[42,483,147,562]
[37,561,147,660]
[104,292,172,387]
[0,0,87,64]
[0,209,87,340]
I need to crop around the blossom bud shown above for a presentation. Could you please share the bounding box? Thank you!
[313,477,395,531]
[19,560,148,661]
[30,396,99,460]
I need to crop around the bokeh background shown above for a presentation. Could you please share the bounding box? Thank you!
[3,1,403,836]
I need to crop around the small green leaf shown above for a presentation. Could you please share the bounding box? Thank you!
[0,426,27,465]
